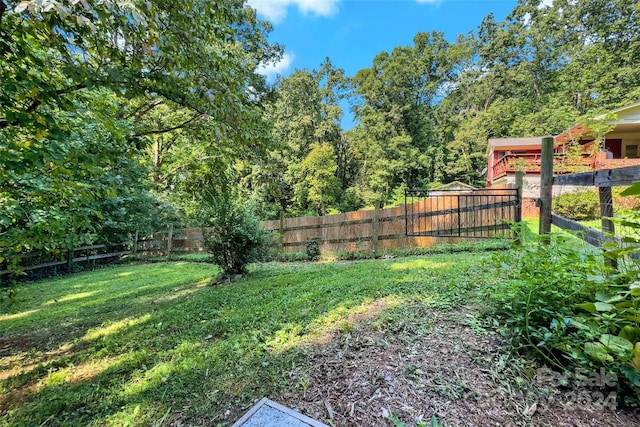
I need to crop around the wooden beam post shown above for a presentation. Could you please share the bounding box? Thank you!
[166,224,173,262]
[539,136,555,243]
[371,201,380,253]
[68,247,74,272]
[599,186,618,270]
[279,211,285,253]
[514,170,524,244]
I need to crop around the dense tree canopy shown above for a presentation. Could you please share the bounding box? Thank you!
[0,0,278,259]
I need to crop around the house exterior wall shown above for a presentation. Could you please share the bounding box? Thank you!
[494,175,579,199]
[607,132,640,158]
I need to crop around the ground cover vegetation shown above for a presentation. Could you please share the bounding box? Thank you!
[0,252,487,425]
[2,248,640,426]
[485,188,640,409]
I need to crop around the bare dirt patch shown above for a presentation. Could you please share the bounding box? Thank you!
[276,305,640,427]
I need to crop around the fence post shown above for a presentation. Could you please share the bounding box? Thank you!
[371,201,380,253]
[133,231,139,256]
[166,224,173,262]
[539,136,554,243]
[67,247,74,271]
[514,170,524,245]
[599,186,618,270]
[279,211,285,252]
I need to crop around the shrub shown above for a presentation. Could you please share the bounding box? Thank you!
[553,190,599,221]
[485,233,610,364]
[201,199,267,275]
[305,240,320,260]
[614,187,640,215]
[258,231,284,262]
[279,252,310,262]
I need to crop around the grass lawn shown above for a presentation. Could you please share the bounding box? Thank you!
[3,253,639,427]
[0,255,492,426]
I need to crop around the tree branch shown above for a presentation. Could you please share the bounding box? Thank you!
[128,99,164,121]
[134,114,202,137]
[0,83,88,129]
[0,1,6,26]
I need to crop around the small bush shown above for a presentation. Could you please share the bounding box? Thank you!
[305,240,320,260]
[614,187,640,215]
[553,190,599,221]
[485,234,609,363]
[201,199,267,275]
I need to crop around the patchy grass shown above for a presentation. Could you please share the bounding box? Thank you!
[0,254,490,426]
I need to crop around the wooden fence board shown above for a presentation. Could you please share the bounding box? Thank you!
[551,214,612,247]
[553,165,640,187]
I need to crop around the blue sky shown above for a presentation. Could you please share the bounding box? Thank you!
[247,0,528,127]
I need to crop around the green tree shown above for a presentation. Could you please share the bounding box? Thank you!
[1,0,278,259]
[292,143,341,215]
[350,32,454,202]
[242,59,349,217]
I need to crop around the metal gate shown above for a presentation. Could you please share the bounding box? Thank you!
[405,188,520,238]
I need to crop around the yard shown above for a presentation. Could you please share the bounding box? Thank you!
[1,253,639,426]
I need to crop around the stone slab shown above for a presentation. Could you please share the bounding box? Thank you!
[231,398,328,427]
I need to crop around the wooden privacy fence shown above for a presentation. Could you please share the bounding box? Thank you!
[264,202,493,254]
[137,212,466,258]
[1,189,521,280]
[137,192,521,258]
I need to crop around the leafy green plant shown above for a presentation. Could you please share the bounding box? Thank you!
[552,190,600,221]
[305,240,321,261]
[389,413,441,427]
[201,198,268,275]
[485,231,612,368]
[567,197,640,404]
[487,192,640,405]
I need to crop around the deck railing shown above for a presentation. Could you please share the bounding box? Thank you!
[492,153,596,179]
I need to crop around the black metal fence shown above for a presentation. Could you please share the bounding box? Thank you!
[405,189,520,238]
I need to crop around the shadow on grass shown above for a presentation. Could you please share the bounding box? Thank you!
[1,253,494,426]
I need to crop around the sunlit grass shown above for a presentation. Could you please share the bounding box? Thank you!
[0,253,497,426]
[81,315,152,341]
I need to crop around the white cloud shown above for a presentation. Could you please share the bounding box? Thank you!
[257,52,295,81]
[539,0,553,8]
[247,0,340,24]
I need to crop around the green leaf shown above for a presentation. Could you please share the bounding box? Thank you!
[595,302,615,312]
[577,302,597,313]
[584,342,613,363]
[599,334,633,355]
[619,326,640,343]
[577,302,615,313]
[620,182,640,196]
[630,282,640,297]
[595,293,625,303]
